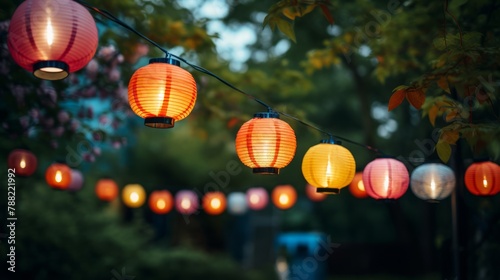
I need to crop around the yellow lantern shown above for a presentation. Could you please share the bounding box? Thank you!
[122,184,146,208]
[301,138,355,193]
[128,58,197,128]
[235,111,296,174]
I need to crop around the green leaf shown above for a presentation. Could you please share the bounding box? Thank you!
[275,18,296,42]
[436,141,452,163]
[433,37,447,51]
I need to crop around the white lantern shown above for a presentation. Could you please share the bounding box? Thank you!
[227,192,248,215]
[410,163,455,201]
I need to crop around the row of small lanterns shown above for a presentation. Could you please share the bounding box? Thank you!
[8,149,500,205]
[5,1,500,202]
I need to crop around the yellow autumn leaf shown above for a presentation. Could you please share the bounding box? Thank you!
[436,141,452,163]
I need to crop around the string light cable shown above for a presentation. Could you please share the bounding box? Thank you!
[75,0,386,156]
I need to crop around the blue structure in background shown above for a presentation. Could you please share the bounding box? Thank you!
[276,232,331,280]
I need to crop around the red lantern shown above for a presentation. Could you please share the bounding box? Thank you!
[465,161,500,196]
[272,185,297,210]
[235,112,296,174]
[8,0,98,80]
[128,58,197,128]
[45,163,72,189]
[305,184,327,202]
[149,190,174,214]
[362,158,409,200]
[95,179,119,201]
[8,149,37,177]
[349,172,368,198]
[203,192,227,215]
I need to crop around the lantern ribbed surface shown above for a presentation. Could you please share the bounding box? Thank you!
[8,0,98,80]
[128,58,197,128]
[411,163,455,201]
[235,113,296,174]
[301,142,355,190]
[465,161,500,196]
[122,184,146,208]
[8,149,37,177]
[203,192,227,215]
[149,190,173,214]
[362,158,409,200]
[95,179,119,202]
[272,185,297,210]
[45,163,72,189]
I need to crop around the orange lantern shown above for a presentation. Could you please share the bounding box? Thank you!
[349,172,368,198]
[122,184,146,208]
[235,112,296,174]
[8,0,98,80]
[95,179,119,201]
[305,184,327,202]
[362,158,409,200]
[301,138,355,193]
[465,161,500,196]
[128,58,197,128]
[8,149,37,177]
[45,163,72,189]
[272,185,297,210]
[203,192,227,215]
[149,190,174,214]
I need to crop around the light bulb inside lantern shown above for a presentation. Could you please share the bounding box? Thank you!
[181,199,191,210]
[46,18,54,46]
[55,171,62,183]
[250,194,260,204]
[20,159,26,169]
[156,199,166,209]
[357,180,365,191]
[383,174,390,194]
[483,176,488,188]
[130,192,139,203]
[430,179,437,199]
[325,157,333,182]
[279,194,289,205]
[210,198,221,209]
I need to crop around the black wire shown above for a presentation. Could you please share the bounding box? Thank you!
[74,0,385,156]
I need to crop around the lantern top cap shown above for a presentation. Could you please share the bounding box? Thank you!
[320,137,341,145]
[253,111,280,119]
[149,57,181,66]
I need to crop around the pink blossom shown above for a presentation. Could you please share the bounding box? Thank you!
[58,111,70,124]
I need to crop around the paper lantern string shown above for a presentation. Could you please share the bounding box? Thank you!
[75,0,388,156]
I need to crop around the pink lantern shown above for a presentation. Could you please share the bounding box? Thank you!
[362,158,409,200]
[175,190,198,215]
[246,187,269,210]
[67,169,84,191]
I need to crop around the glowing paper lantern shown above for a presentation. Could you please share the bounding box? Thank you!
[128,58,197,128]
[175,190,198,215]
[122,184,146,208]
[203,192,227,215]
[272,185,297,210]
[67,169,84,192]
[246,187,269,210]
[411,163,455,201]
[227,192,248,215]
[149,190,173,214]
[349,172,368,199]
[235,112,296,174]
[95,179,119,201]
[45,163,72,189]
[465,161,500,196]
[8,0,98,80]
[362,158,409,200]
[305,184,327,202]
[301,139,355,193]
[7,149,37,177]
